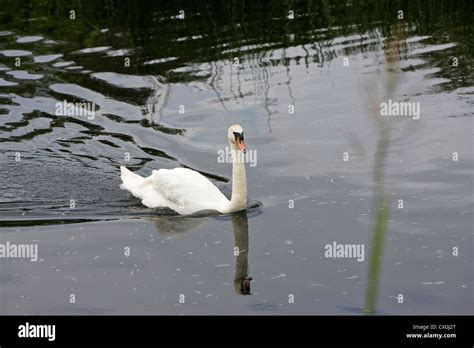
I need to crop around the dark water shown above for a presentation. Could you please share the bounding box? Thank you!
[0,0,472,314]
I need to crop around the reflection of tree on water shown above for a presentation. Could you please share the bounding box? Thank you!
[149,210,252,295]
[143,76,172,126]
[3,0,465,135]
[204,55,276,133]
[209,61,231,113]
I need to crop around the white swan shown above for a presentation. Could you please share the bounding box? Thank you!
[120,125,248,215]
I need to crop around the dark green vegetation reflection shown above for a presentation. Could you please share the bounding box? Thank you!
[0,0,472,89]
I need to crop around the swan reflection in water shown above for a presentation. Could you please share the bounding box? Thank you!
[230,211,252,295]
[148,210,253,295]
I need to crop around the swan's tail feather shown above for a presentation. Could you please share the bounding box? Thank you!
[120,166,166,208]
[120,166,145,198]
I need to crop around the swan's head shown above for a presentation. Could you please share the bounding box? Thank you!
[234,276,252,295]
[227,124,247,153]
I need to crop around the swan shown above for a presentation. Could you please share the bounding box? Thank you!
[120,125,248,215]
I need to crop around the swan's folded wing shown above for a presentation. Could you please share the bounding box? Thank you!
[139,176,169,208]
[151,168,229,213]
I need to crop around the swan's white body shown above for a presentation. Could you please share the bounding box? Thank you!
[120,125,248,215]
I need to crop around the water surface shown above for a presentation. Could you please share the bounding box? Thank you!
[0,0,472,314]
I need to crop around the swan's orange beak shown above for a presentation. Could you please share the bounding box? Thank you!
[237,138,247,153]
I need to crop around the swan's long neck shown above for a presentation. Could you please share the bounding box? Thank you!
[223,143,247,213]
